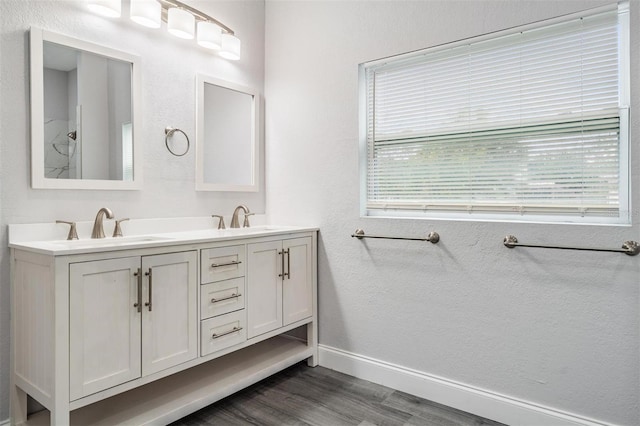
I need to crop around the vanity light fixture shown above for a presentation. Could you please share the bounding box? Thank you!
[130,0,161,28]
[167,6,195,39]
[197,21,222,50]
[87,0,121,18]
[219,33,241,61]
[87,0,240,60]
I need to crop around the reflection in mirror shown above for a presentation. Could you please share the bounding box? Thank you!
[43,41,132,180]
[196,74,259,192]
[31,27,142,190]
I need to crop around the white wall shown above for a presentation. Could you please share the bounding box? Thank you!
[0,0,265,420]
[264,1,639,425]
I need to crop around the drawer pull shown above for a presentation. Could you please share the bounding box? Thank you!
[212,326,243,339]
[211,260,242,268]
[211,293,242,304]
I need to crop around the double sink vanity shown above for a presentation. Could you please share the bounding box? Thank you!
[9,212,318,425]
[18,21,301,426]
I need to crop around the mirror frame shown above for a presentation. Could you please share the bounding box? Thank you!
[195,74,259,192]
[30,27,142,190]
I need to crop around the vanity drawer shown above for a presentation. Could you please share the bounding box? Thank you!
[200,277,245,320]
[201,245,245,284]
[201,310,246,356]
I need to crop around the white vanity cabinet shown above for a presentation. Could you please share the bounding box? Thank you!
[10,226,318,426]
[247,236,313,338]
[69,251,198,400]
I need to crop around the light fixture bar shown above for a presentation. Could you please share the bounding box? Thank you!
[157,0,234,35]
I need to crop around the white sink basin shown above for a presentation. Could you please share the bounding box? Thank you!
[222,226,283,234]
[163,226,292,240]
[50,235,173,249]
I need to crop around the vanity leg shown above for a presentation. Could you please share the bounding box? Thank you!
[10,384,28,425]
[306,322,319,367]
[50,402,70,426]
[307,233,319,368]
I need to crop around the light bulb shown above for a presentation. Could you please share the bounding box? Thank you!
[130,0,161,28]
[219,33,241,60]
[197,21,222,50]
[167,7,195,39]
[87,0,121,18]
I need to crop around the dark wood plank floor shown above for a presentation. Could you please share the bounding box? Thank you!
[169,362,506,426]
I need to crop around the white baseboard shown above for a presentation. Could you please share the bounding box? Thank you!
[318,345,617,426]
[0,418,10,426]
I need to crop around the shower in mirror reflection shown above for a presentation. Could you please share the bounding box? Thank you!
[42,39,132,181]
[30,27,143,190]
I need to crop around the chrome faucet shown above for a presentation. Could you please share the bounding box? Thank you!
[91,207,114,239]
[212,214,226,229]
[230,205,250,228]
[56,220,78,240]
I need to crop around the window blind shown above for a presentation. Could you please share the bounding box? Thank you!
[362,4,629,221]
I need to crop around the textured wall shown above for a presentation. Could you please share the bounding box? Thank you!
[264,1,639,424]
[0,0,265,420]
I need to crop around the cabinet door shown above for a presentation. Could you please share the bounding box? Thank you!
[141,251,198,376]
[283,237,313,326]
[247,240,283,338]
[69,257,141,400]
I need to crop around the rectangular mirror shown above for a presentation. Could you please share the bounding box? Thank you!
[196,74,259,192]
[30,27,142,190]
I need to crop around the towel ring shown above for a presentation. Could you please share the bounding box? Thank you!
[165,127,190,157]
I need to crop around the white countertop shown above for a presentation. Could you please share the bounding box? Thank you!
[8,217,318,256]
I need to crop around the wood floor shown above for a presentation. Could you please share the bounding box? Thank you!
[169,362,505,426]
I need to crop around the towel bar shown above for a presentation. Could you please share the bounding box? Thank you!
[351,229,439,244]
[503,235,639,256]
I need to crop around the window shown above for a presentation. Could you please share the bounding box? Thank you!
[360,2,630,224]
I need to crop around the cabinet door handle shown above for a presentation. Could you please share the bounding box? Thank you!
[211,293,242,304]
[286,248,291,280]
[212,326,243,339]
[133,268,142,312]
[211,260,242,268]
[144,268,152,312]
[278,250,284,278]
